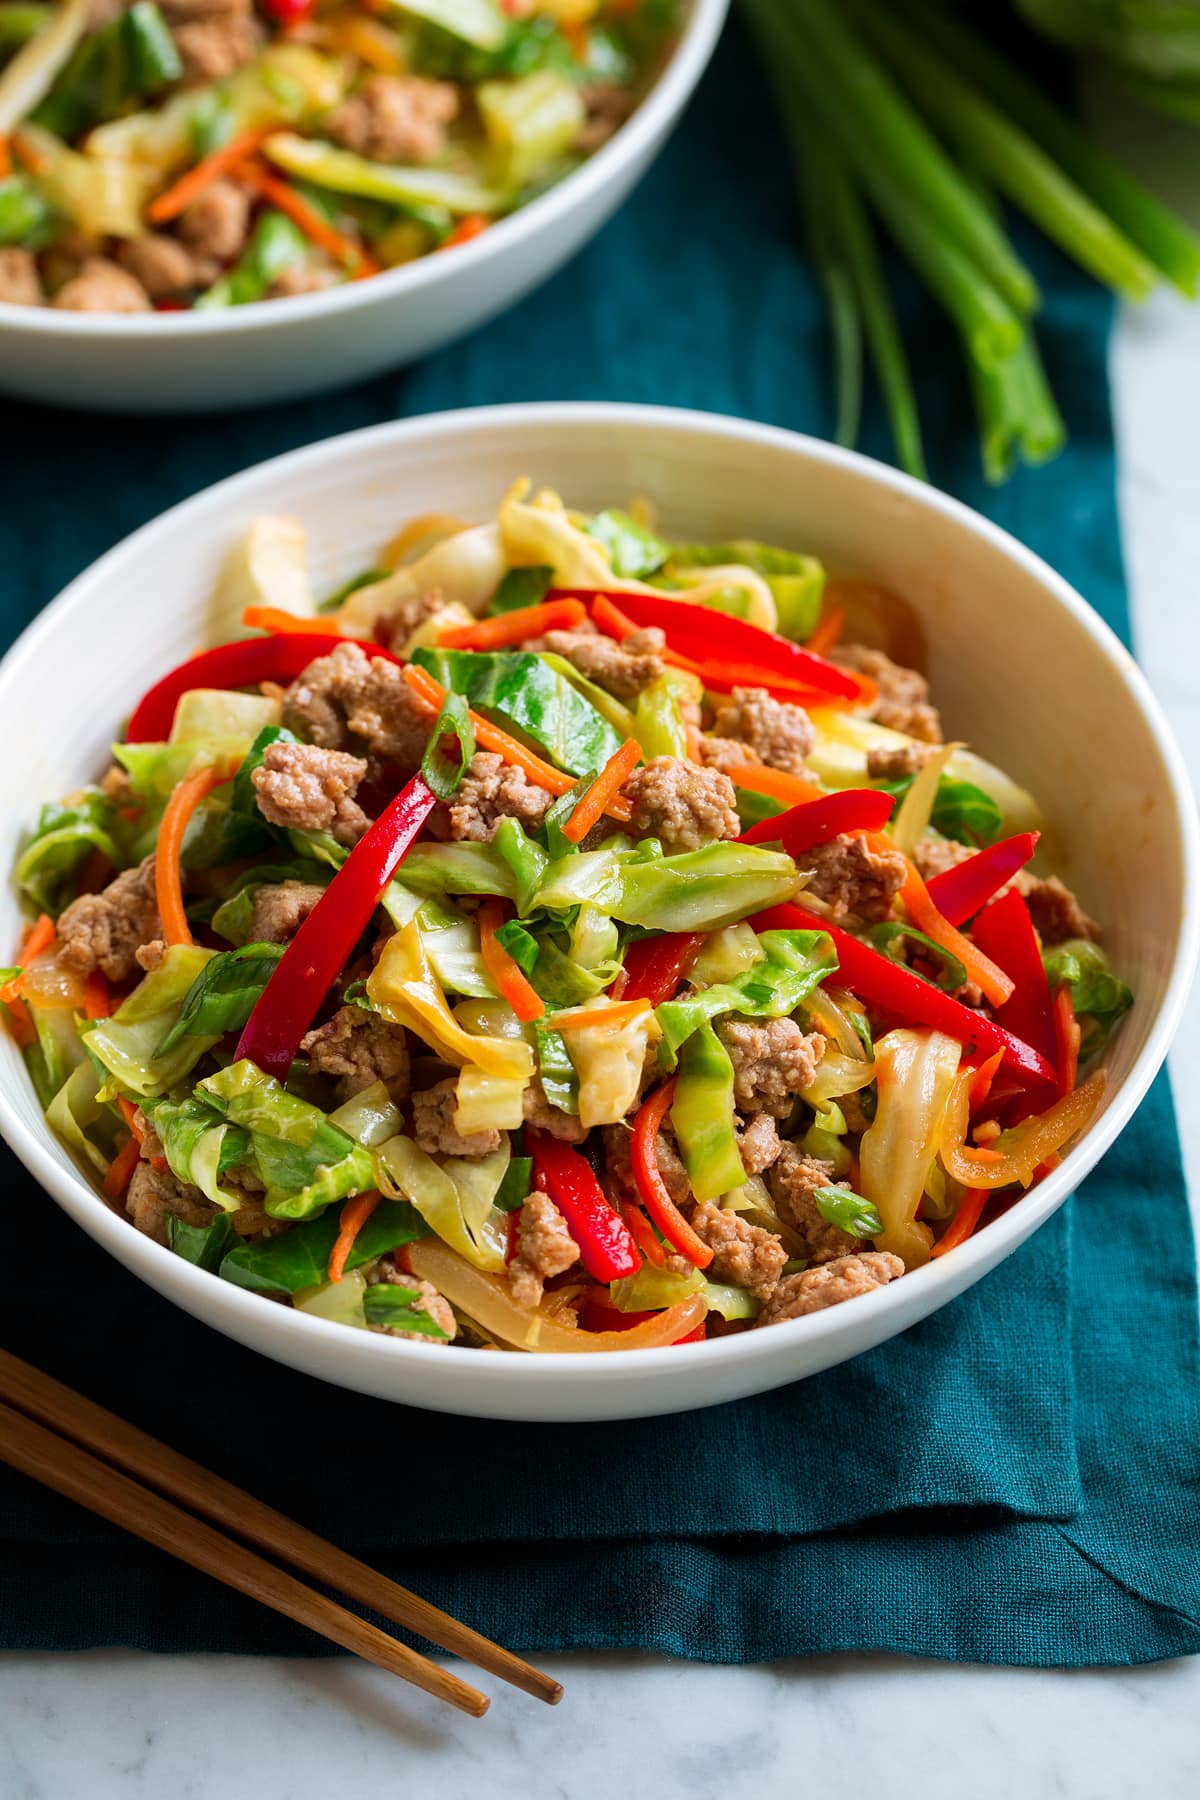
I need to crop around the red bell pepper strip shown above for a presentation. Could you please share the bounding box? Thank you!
[969,890,1058,1074]
[630,1079,714,1269]
[235,773,437,1079]
[125,633,402,743]
[526,1130,639,1283]
[613,931,706,1005]
[750,902,1057,1085]
[551,587,866,701]
[740,787,894,851]
[924,832,1039,927]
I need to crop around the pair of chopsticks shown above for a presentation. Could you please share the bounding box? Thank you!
[0,1347,561,1717]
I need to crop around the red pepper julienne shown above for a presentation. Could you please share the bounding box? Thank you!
[526,1130,639,1284]
[969,889,1058,1079]
[739,787,894,852]
[924,831,1040,927]
[751,902,1057,1086]
[235,772,438,1080]
[613,931,707,1006]
[125,633,402,743]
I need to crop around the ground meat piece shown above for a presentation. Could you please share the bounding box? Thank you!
[135,937,167,973]
[367,1262,457,1342]
[126,1160,210,1245]
[251,740,370,846]
[250,880,326,945]
[508,1190,580,1309]
[696,735,760,774]
[912,835,973,882]
[301,1006,411,1102]
[411,1078,500,1158]
[448,751,554,842]
[178,177,251,262]
[799,832,906,924]
[375,588,449,653]
[58,856,161,982]
[736,1112,782,1176]
[622,756,740,854]
[768,1145,867,1265]
[866,741,937,779]
[522,1078,588,1143]
[757,1251,905,1325]
[100,764,136,806]
[834,643,942,743]
[52,257,151,313]
[116,233,198,301]
[711,686,815,775]
[283,641,432,772]
[718,1017,826,1118]
[325,73,459,163]
[1017,873,1100,946]
[167,0,259,84]
[0,247,42,306]
[269,261,340,300]
[575,80,636,153]
[690,1202,787,1302]
[603,1120,691,1210]
[535,627,666,702]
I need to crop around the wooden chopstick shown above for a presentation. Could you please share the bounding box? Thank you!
[0,1349,562,1709]
[0,1397,488,1716]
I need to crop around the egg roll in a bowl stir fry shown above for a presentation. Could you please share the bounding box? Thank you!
[3,484,1133,1350]
[0,0,677,312]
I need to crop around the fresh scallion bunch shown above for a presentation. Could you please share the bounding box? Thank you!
[742,0,1200,482]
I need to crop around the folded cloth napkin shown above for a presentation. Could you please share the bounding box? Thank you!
[1,18,1198,1666]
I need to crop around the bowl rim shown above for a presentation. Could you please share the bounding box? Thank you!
[1,399,1196,1392]
[0,0,728,341]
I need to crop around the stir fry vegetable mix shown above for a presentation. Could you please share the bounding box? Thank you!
[742,0,1200,484]
[3,484,1131,1351]
[0,0,676,311]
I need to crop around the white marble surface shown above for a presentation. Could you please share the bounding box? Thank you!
[4,89,1200,1800]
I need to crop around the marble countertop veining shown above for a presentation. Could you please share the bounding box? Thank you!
[3,88,1200,1800]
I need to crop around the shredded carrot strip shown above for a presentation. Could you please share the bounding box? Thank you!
[147,127,273,224]
[10,133,49,175]
[563,738,641,845]
[437,597,586,652]
[805,603,845,659]
[478,899,544,1023]
[2,994,34,1046]
[894,853,1015,1009]
[554,998,651,1034]
[328,1189,382,1284]
[439,213,490,251]
[102,1133,143,1201]
[624,1202,666,1267]
[1053,983,1081,1100]
[724,760,825,808]
[0,137,10,181]
[117,1096,144,1141]
[404,664,634,822]
[156,766,227,947]
[930,1189,987,1258]
[84,971,112,1020]
[243,604,345,636]
[238,157,380,273]
[1,914,54,1004]
[969,1049,1004,1113]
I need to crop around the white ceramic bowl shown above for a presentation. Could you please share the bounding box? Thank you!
[1,403,1195,1421]
[0,1,726,415]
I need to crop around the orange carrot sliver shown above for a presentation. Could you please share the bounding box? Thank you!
[243,604,344,637]
[0,137,10,181]
[1,914,55,1004]
[328,1189,382,1284]
[805,602,845,659]
[437,597,586,652]
[554,998,651,1034]
[156,766,227,948]
[563,738,641,844]
[84,970,112,1020]
[2,994,34,1046]
[1053,983,1081,1100]
[930,1189,987,1258]
[147,128,272,224]
[478,899,543,1024]
[968,1048,1004,1113]
[10,133,49,175]
[896,855,1014,1009]
[624,1203,666,1268]
[439,213,490,251]
[239,158,379,273]
[117,1096,144,1141]
[102,1133,143,1201]
[724,761,825,808]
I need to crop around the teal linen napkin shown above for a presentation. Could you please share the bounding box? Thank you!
[1,17,1198,1665]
